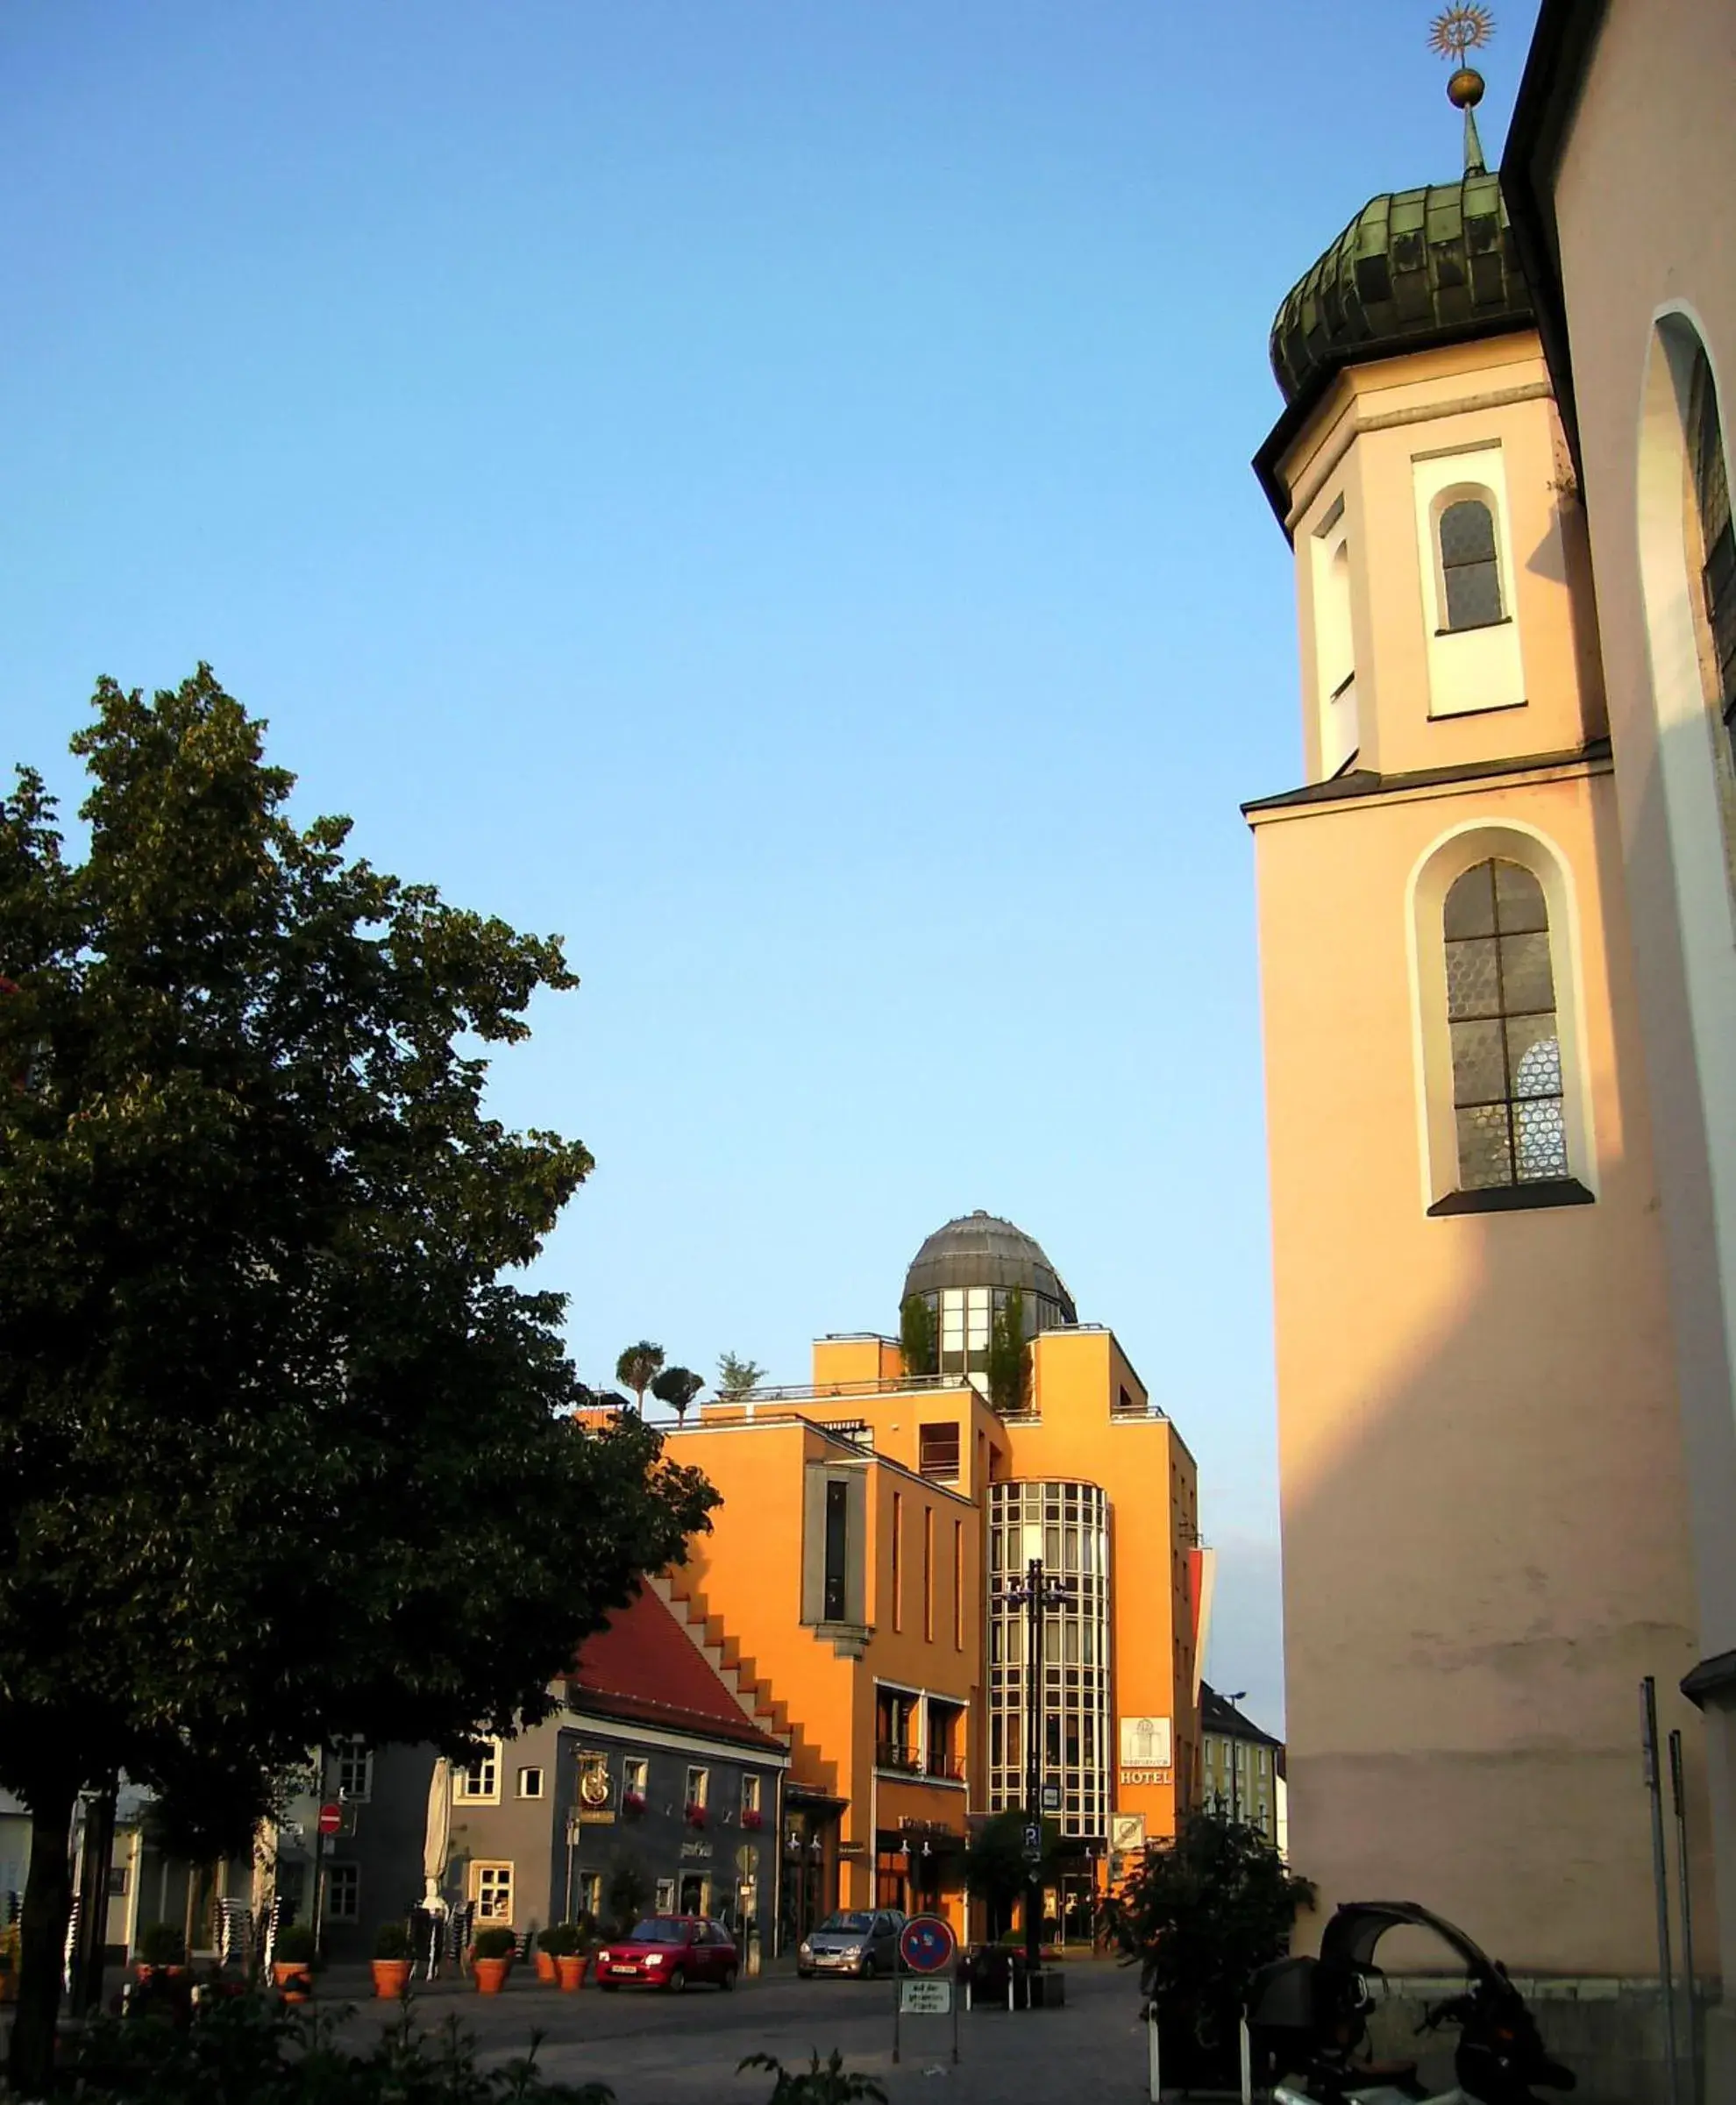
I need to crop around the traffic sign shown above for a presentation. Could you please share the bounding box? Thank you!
[899,1915,957,1973]
[317,1802,342,1838]
[900,1977,953,2015]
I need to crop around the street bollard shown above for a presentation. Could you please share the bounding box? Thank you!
[1148,2004,1162,2103]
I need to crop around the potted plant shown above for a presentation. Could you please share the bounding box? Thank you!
[533,1924,565,1985]
[684,1801,707,1829]
[741,1807,764,1831]
[371,1920,412,1999]
[621,1789,646,1817]
[472,1924,515,1995]
[272,1923,317,2002]
[135,1921,187,1978]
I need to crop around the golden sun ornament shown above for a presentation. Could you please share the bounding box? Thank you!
[1428,4,1496,61]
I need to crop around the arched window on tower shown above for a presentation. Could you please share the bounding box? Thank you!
[1443,858,1569,1191]
[1438,495,1505,631]
[1689,346,1736,755]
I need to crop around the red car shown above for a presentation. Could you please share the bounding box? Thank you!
[593,1916,739,1993]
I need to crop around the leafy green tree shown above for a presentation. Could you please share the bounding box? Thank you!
[715,1350,766,1400]
[899,1294,936,1378]
[650,1365,705,1424]
[963,1810,1060,1941]
[986,1288,1028,1415]
[1106,1808,1316,2088]
[0,672,717,2094]
[602,1853,650,1937]
[615,1341,665,1413]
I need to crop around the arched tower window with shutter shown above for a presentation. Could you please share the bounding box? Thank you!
[1443,858,1568,1190]
[1438,495,1505,631]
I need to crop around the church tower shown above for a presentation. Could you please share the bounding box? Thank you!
[1245,38,1712,1998]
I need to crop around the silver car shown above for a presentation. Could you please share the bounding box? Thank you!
[796,1909,906,1980]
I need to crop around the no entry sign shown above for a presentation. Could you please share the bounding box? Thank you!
[317,1802,343,1837]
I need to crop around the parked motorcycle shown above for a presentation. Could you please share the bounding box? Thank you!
[1247,1900,1576,2105]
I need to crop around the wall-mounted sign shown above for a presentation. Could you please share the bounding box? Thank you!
[679,1839,712,1860]
[1119,1767,1173,1788]
[1109,1813,1147,1854]
[1120,1717,1172,1768]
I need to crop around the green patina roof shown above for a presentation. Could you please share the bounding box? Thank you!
[1269,168,1533,409]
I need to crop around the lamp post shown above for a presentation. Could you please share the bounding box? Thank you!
[1006,1556,1072,1977]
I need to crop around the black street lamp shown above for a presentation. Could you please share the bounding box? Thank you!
[1005,1556,1073,1977]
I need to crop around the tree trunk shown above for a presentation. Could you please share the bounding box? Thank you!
[8,1776,77,2100]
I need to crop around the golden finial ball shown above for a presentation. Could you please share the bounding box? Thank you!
[1448,65,1486,109]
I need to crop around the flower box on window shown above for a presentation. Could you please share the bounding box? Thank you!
[741,1808,764,1831]
[684,1803,708,1829]
[621,1790,646,1817]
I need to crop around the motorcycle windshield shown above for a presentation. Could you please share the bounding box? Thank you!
[1319,1900,1498,1981]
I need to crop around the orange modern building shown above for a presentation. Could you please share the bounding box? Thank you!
[663,1213,1206,1949]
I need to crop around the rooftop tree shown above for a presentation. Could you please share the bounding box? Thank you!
[0,670,717,2094]
[650,1365,705,1425]
[615,1341,665,1413]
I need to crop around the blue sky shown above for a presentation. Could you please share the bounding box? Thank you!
[0,1,1539,1730]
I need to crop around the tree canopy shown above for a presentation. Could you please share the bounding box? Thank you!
[0,671,717,2089]
[1106,1808,1315,2087]
[715,1350,766,1400]
[650,1365,705,1423]
[615,1341,665,1412]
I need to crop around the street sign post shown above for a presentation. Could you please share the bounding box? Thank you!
[893,1915,960,2067]
[900,1979,953,2015]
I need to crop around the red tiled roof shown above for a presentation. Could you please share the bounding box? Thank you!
[568,1588,786,1757]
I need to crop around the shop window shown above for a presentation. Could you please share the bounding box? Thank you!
[654,1878,677,1913]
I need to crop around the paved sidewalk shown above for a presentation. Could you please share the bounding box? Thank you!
[317,1955,1151,2105]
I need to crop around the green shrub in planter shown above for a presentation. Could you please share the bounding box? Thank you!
[137,1922,186,1967]
[473,1926,516,1961]
[535,1924,565,1955]
[274,1924,317,1964]
[374,1922,411,1961]
[545,1924,582,1957]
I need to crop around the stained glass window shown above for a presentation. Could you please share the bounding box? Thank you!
[1439,496,1505,631]
[1444,859,1569,1190]
[1689,348,1736,750]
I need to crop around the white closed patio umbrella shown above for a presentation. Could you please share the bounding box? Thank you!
[422,1756,452,1913]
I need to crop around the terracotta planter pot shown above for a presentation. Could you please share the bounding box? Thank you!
[555,1953,587,1992]
[473,1956,510,1995]
[534,1949,557,1984]
[273,1961,313,2003]
[372,1959,412,1999]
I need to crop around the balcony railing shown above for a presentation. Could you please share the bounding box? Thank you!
[876,1742,921,1774]
[874,1743,965,1782]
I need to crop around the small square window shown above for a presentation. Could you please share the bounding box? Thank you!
[327,1864,359,1922]
[473,1863,513,1922]
[454,1745,501,1802]
[516,1767,544,1800]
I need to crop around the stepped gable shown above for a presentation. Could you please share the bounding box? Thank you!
[570,1586,786,1754]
